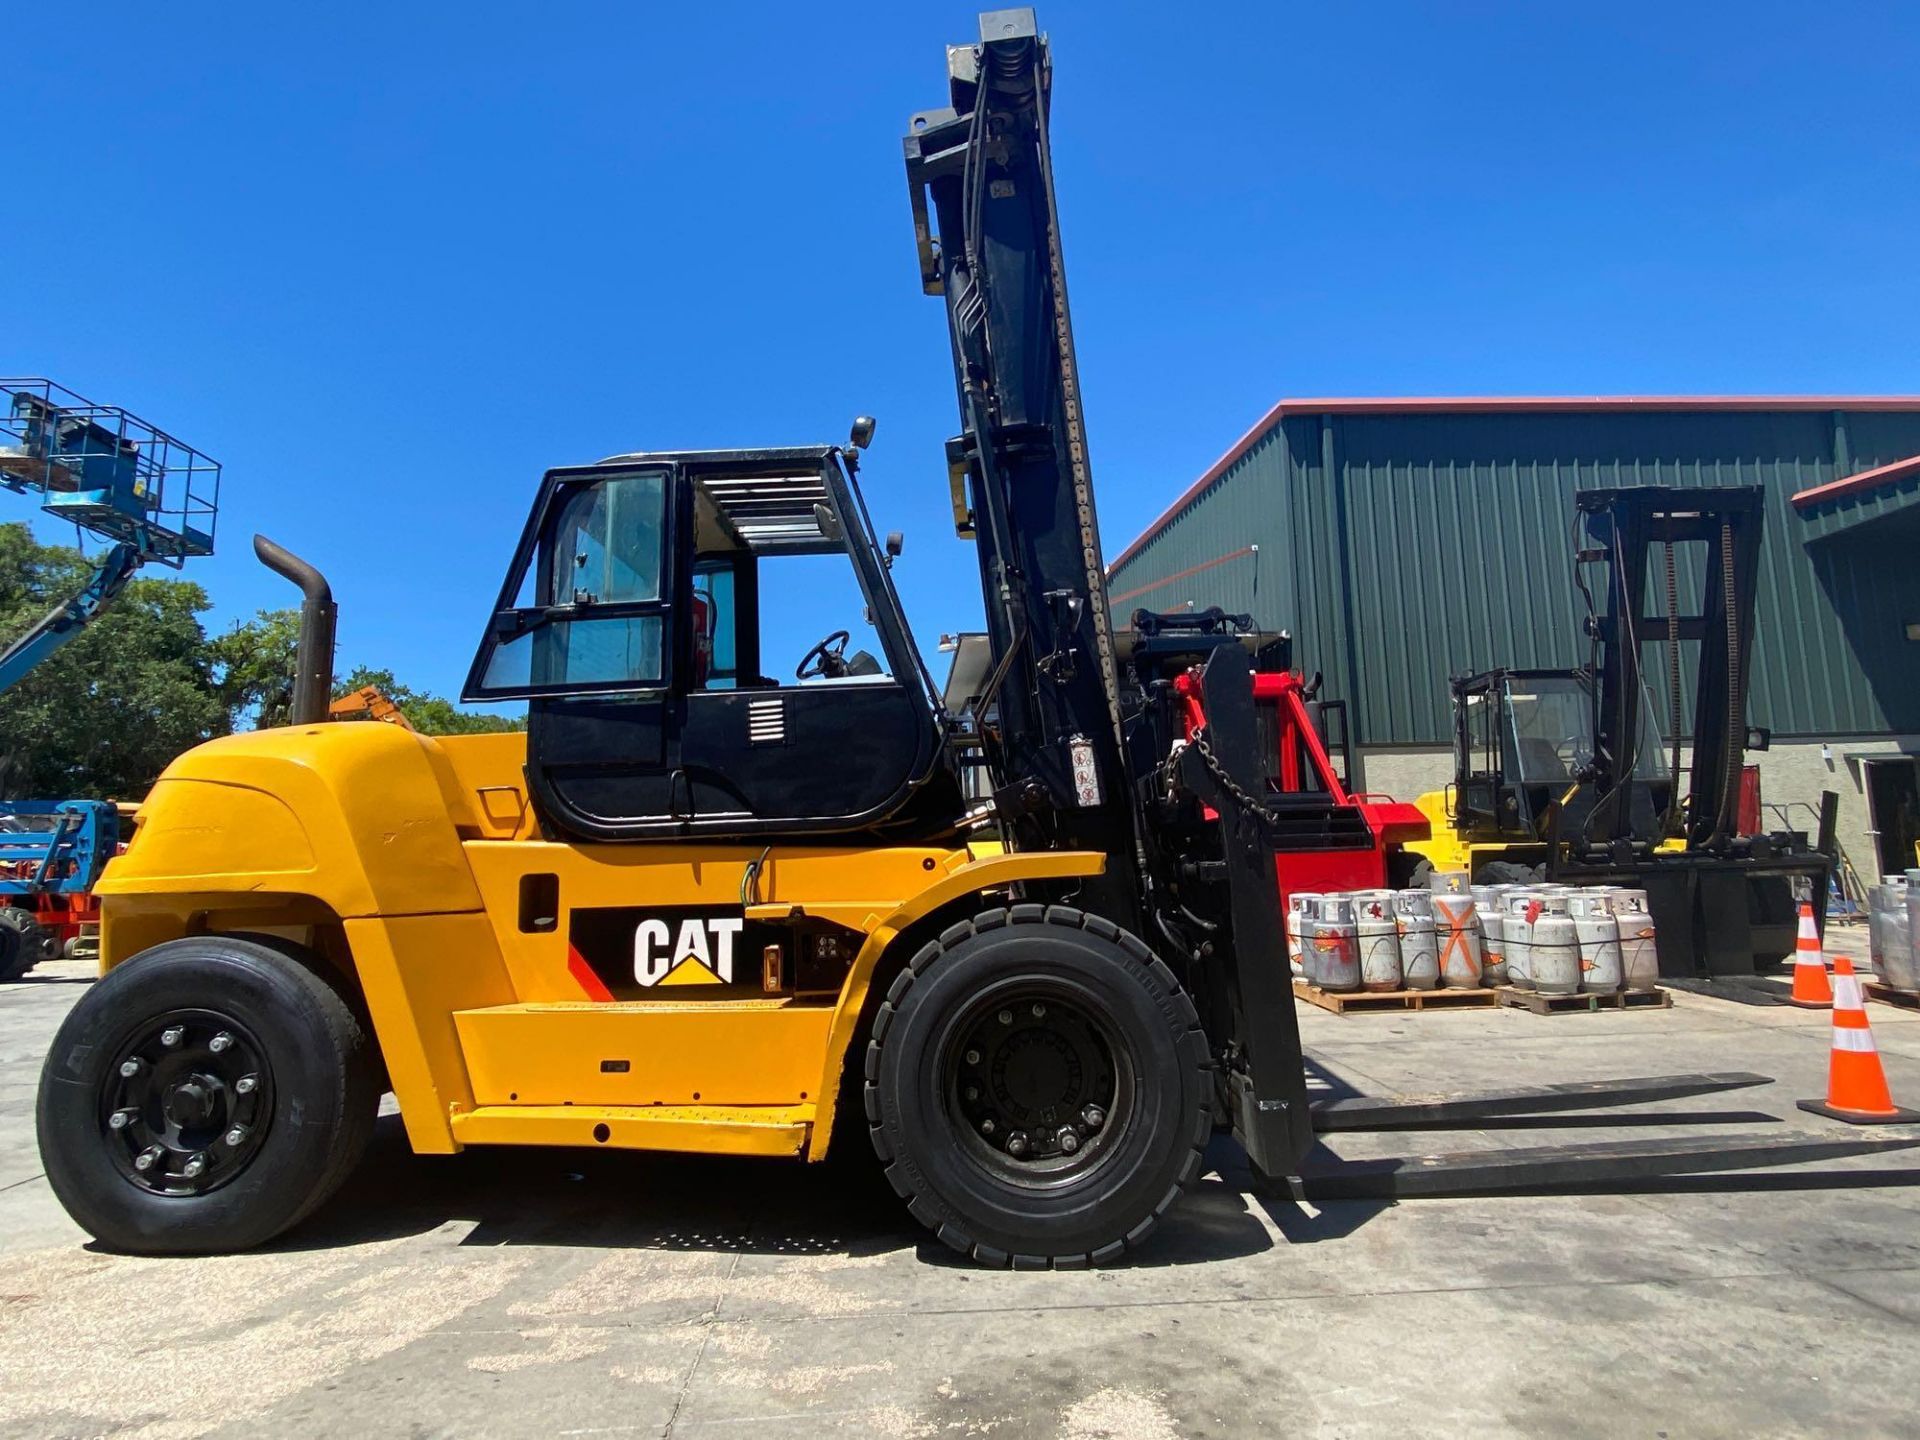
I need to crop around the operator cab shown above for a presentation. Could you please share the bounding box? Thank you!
[465,441,949,841]
[1452,667,1672,843]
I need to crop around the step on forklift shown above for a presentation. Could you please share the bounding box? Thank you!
[1409,486,1836,976]
[37,11,1917,1264]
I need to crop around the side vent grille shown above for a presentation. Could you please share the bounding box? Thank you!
[747,697,785,746]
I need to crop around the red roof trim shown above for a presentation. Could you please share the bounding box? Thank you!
[1791,453,1920,509]
[1109,395,1920,572]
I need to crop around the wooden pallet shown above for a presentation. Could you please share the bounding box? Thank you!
[1494,985,1672,1015]
[1864,981,1920,1012]
[1292,979,1498,1014]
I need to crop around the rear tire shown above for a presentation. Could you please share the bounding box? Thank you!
[1474,859,1544,887]
[37,935,379,1254]
[864,905,1211,1268]
[0,907,44,982]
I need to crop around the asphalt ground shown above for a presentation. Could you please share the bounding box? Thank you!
[3,945,1918,1439]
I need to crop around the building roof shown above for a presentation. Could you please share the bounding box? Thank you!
[1109,394,1920,573]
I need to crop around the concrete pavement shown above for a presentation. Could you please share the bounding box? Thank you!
[3,957,1918,1439]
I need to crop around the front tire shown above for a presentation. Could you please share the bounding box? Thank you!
[864,905,1211,1268]
[0,906,45,982]
[37,936,379,1254]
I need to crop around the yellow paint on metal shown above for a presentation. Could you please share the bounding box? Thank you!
[453,1001,834,1107]
[94,720,1108,1166]
[450,1104,811,1157]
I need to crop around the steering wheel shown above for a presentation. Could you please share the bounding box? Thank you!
[795,629,852,680]
[1555,737,1593,773]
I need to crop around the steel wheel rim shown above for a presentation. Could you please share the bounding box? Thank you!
[942,980,1135,1189]
[101,1008,275,1197]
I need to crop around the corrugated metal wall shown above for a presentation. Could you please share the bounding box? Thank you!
[1108,405,1920,746]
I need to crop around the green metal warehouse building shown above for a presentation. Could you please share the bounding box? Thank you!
[1106,397,1920,883]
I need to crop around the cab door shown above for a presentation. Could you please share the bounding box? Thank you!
[463,461,686,826]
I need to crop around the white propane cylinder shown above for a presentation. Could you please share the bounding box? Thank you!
[1609,889,1659,992]
[1569,891,1624,993]
[1888,890,1916,992]
[1472,885,1509,987]
[1432,893,1484,988]
[1285,891,1321,978]
[1502,890,1539,989]
[1355,890,1404,992]
[1900,872,1920,992]
[1307,894,1360,991]
[1393,889,1439,991]
[1529,892,1581,995]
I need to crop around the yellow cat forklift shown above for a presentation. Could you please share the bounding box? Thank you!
[38,11,1912,1265]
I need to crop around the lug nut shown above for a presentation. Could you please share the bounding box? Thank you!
[118,1059,143,1078]
[1031,1002,1046,1018]
[235,1075,257,1095]
[1006,1131,1029,1157]
[182,1153,207,1179]
[160,1027,184,1047]
[209,1032,233,1053]
[963,1085,980,1102]
[133,1146,162,1172]
[1082,1105,1105,1129]
[224,1126,248,1147]
[964,1049,980,1066]
[1057,1127,1081,1155]
[998,1009,1013,1025]
[980,1118,996,1136]
[108,1108,137,1130]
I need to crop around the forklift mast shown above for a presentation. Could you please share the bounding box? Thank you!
[904,10,1138,908]
[906,10,1312,1178]
[1577,486,1765,851]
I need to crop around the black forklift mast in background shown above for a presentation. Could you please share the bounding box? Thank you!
[1578,485,1765,852]
[905,10,1312,1176]
[1560,486,1836,975]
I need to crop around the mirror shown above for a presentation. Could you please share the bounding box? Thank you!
[813,502,845,542]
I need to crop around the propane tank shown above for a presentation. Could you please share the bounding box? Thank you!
[1432,892,1484,989]
[1427,869,1471,897]
[1871,875,1910,984]
[1306,894,1360,991]
[1886,876,1917,991]
[1355,890,1404,992]
[1472,885,1509,987]
[1608,889,1659,992]
[1502,890,1538,989]
[1528,891,1581,995]
[1285,891,1321,979]
[1569,891,1623,993]
[1393,889,1439,991]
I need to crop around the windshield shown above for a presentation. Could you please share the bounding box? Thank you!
[1502,675,1670,785]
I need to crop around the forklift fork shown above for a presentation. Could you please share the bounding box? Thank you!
[1258,1071,1920,1201]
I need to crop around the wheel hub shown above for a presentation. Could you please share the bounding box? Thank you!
[103,1010,273,1197]
[951,992,1120,1172]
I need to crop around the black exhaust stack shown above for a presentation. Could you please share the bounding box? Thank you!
[252,534,336,726]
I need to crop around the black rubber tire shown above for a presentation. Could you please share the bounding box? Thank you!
[0,907,43,982]
[36,935,380,1254]
[1474,859,1545,887]
[864,905,1211,1269]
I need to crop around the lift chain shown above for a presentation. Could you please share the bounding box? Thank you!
[1189,728,1277,825]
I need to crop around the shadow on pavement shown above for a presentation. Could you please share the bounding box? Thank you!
[280,1115,1282,1269]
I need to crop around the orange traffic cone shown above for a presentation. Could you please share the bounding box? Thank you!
[1797,957,1920,1124]
[1786,903,1833,1009]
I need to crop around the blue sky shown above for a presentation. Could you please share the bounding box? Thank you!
[8,2,1917,703]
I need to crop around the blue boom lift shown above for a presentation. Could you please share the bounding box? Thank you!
[0,379,219,979]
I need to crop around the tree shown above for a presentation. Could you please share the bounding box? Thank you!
[0,525,522,801]
[333,666,525,736]
[0,524,227,800]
